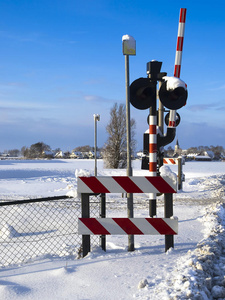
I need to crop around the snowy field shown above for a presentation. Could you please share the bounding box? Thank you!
[0,159,225,299]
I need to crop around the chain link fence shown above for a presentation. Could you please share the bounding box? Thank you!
[0,195,100,267]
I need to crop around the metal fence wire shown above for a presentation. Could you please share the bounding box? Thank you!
[0,195,100,267]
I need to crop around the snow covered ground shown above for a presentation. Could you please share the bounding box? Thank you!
[0,159,225,299]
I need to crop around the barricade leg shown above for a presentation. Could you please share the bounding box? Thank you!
[164,193,174,251]
[81,193,90,257]
[100,193,106,251]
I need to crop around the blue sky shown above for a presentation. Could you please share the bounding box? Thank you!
[0,0,225,152]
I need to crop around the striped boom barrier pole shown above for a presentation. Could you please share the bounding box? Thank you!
[149,114,157,217]
[164,8,187,252]
[149,116,157,176]
[168,8,187,128]
[174,8,187,78]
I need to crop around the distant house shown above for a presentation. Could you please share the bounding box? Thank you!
[194,154,212,161]
[55,151,64,158]
[0,153,9,160]
[204,151,214,159]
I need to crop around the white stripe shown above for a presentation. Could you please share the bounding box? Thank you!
[149,153,157,161]
[149,135,156,144]
[78,219,93,234]
[97,177,125,193]
[161,176,177,192]
[178,22,185,37]
[131,177,155,193]
[164,218,178,234]
[98,219,126,234]
[149,115,157,125]
[175,51,182,66]
[132,219,160,234]
[77,178,93,193]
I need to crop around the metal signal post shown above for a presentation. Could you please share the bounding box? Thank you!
[122,34,136,251]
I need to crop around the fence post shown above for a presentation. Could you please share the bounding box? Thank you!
[81,193,90,257]
[100,193,106,251]
[164,193,174,251]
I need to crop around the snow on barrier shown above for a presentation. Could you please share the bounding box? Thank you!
[77,176,177,194]
[78,218,178,235]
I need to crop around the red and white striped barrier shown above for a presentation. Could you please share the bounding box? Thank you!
[163,158,178,165]
[78,218,178,235]
[77,176,177,194]
[163,157,185,165]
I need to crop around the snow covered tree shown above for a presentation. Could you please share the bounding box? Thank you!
[103,103,136,169]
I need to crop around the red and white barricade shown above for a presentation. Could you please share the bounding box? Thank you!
[77,176,177,194]
[78,217,178,235]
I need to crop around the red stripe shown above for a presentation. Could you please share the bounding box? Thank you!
[149,143,157,153]
[174,65,181,78]
[163,158,168,164]
[176,37,183,51]
[112,176,143,193]
[169,159,176,164]
[79,218,110,235]
[79,177,110,193]
[146,218,177,235]
[149,162,157,172]
[145,177,176,193]
[169,120,176,127]
[149,124,156,134]
[112,218,143,234]
[179,8,186,23]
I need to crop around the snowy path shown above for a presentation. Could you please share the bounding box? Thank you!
[0,204,205,300]
[0,160,224,299]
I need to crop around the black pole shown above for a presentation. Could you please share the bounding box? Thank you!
[164,193,174,251]
[100,193,106,251]
[81,193,90,257]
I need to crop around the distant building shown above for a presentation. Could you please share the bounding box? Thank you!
[55,151,64,158]
[173,139,182,157]
[194,154,212,161]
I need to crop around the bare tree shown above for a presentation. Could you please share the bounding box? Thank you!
[73,145,92,152]
[103,103,136,169]
[7,149,20,157]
